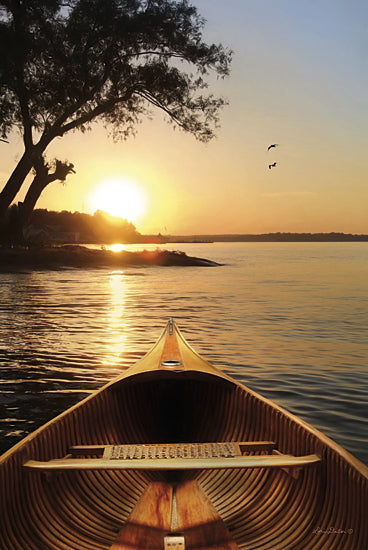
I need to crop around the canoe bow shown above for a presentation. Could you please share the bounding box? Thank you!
[1,318,368,550]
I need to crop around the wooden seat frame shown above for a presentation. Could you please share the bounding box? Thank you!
[23,441,320,471]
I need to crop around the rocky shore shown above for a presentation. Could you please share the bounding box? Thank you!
[0,245,220,270]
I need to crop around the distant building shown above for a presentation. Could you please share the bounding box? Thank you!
[24,224,81,245]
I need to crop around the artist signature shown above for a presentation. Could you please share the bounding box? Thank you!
[313,526,353,535]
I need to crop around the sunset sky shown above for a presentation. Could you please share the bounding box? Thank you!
[1,0,367,235]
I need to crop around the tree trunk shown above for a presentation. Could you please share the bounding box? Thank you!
[0,130,56,222]
[17,158,75,242]
[0,150,35,220]
[19,175,50,234]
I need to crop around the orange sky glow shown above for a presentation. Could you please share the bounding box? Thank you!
[1,1,367,236]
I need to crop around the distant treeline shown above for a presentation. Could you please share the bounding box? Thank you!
[30,209,142,243]
[167,232,368,243]
[26,211,368,244]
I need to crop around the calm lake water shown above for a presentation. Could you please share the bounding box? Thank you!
[0,242,367,465]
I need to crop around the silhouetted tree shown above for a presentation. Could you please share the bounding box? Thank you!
[18,156,75,235]
[0,0,231,235]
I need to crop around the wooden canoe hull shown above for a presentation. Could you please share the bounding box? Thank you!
[1,320,367,549]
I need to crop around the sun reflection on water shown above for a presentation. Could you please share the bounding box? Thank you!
[102,271,128,366]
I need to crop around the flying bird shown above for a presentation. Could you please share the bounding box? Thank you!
[267,143,279,151]
[268,162,277,169]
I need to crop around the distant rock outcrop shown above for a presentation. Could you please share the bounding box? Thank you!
[0,245,221,270]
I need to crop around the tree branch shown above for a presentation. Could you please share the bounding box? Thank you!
[58,88,136,135]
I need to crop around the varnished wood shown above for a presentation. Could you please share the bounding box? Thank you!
[109,482,173,549]
[24,452,321,471]
[1,319,368,550]
[174,480,239,549]
[110,480,239,550]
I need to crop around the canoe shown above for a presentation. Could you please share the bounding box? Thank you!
[1,319,367,550]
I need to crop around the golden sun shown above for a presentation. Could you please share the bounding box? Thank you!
[88,178,147,222]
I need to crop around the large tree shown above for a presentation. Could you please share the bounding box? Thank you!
[0,0,231,236]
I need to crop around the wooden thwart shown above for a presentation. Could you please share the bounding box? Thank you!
[23,441,320,471]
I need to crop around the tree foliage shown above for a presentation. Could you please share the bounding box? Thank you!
[0,0,231,231]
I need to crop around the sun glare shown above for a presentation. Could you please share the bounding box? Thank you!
[88,178,147,223]
[110,244,127,252]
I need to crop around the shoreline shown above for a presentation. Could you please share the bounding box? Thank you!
[0,245,220,270]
